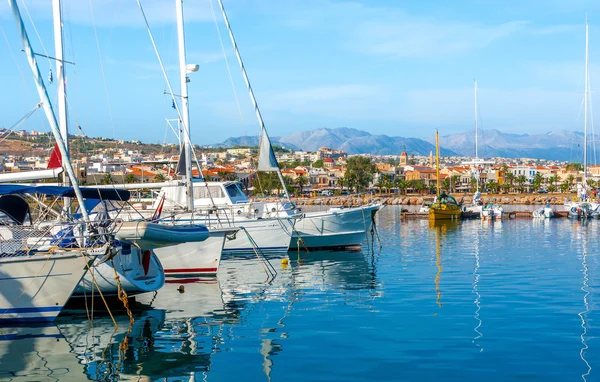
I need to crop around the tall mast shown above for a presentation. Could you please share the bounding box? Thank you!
[436,130,440,196]
[217,0,291,201]
[175,0,194,211]
[584,20,589,185]
[474,80,479,192]
[474,80,478,161]
[8,0,88,221]
[52,0,70,211]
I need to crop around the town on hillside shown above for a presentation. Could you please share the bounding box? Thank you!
[0,130,591,196]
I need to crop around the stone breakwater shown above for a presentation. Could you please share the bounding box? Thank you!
[290,194,574,207]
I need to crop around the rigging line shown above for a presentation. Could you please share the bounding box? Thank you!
[88,0,117,141]
[0,21,46,130]
[209,0,245,126]
[135,0,194,168]
[19,0,52,68]
[0,103,42,144]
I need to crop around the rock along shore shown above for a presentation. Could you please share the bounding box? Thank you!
[288,193,577,207]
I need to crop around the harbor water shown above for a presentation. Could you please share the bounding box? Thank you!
[0,205,597,381]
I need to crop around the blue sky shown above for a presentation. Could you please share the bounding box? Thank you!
[1,0,600,145]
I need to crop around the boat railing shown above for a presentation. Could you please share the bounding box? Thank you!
[0,218,114,256]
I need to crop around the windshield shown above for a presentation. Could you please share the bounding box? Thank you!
[225,184,245,199]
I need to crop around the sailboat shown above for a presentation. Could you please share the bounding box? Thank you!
[215,0,382,249]
[462,81,503,220]
[567,20,600,219]
[0,0,134,322]
[429,130,462,220]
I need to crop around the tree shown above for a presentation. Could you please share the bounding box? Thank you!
[343,157,377,193]
[547,175,559,191]
[560,180,570,193]
[486,180,499,193]
[532,172,544,191]
[312,159,324,168]
[101,173,113,185]
[567,174,575,190]
[395,178,407,195]
[124,173,138,184]
[469,176,478,193]
[516,175,527,193]
[566,163,583,172]
[154,173,166,182]
[251,171,279,196]
[295,175,308,194]
[217,171,238,181]
[505,171,515,193]
[442,177,451,191]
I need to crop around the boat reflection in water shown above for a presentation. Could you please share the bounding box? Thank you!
[0,325,84,381]
[0,248,377,381]
[429,220,460,312]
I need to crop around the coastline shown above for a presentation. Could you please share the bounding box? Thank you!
[289,193,579,206]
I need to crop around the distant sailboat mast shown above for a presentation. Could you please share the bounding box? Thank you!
[474,80,479,192]
[584,19,589,187]
[175,0,194,211]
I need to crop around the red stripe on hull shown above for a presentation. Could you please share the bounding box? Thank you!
[164,268,218,274]
[165,278,216,284]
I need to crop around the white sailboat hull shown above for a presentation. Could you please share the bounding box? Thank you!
[0,253,87,323]
[289,204,381,249]
[154,228,233,278]
[74,244,164,297]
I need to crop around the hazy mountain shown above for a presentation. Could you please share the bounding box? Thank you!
[213,127,456,156]
[428,129,586,161]
[211,127,590,161]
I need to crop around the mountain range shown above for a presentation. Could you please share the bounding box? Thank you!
[211,127,589,161]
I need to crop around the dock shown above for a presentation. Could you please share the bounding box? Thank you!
[400,210,569,220]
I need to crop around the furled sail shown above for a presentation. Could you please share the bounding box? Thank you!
[257,126,279,172]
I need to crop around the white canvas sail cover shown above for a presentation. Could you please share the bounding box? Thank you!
[257,126,279,172]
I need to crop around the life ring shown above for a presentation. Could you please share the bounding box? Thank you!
[573,196,577,202]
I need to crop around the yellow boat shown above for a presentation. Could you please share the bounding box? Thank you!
[429,194,462,220]
[429,130,462,221]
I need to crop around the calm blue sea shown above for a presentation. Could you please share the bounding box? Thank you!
[0,205,597,381]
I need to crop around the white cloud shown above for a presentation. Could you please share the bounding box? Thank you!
[349,20,528,58]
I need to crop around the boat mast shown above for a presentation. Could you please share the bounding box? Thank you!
[8,0,89,221]
[52,0,70,210]
[217,0,291,201]
[436,130,441,196]
[175,0,194,211]
[584,19,589,187]
[474,80,479,192]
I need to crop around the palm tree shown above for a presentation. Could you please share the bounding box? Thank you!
[560,180,570,193]
[395,178,407,195]
[567,174,575,191]
[125,173,137,184]
[486,180,499,193]
[505,171,515,193]
[101,173,113,185]
[516,175,527,193]
[532,172,544,191]
[154,173,166,182]
[547,175,559,191]
[295,175,308,194]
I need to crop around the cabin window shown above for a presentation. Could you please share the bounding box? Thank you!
[225,184,245,199]
[194,186,224,199]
